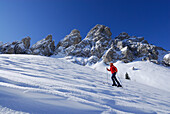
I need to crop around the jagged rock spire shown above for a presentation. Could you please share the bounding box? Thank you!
[30,35,55,56]
[55,29,82,56]
[0,37,31,54]
[69,24,112,59]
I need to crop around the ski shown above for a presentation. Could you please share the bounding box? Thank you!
[103,82,123,88]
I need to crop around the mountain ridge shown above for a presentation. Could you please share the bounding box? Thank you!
[0,24,169,66]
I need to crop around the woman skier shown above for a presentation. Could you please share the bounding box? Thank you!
[106,63,122,87]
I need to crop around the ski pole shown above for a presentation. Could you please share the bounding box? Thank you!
[106,68,108,84]
[104,68,107,84]
[117,75,122,85]
[106,68,109,84]
[107,71,108,84]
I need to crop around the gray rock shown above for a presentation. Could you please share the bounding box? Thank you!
[64,45,75,55]
[104,27,112,37]
[116,41,125,50]
[0,37,31,54]
[55,29,81,56]
[102,47,119,64]
[141,40,148,44]
[15,37,31,54]
[1,41,18,54]
[131,67,135,70]
[65,29,165,65]
[156,46,166,51]
[69,24,112,59]
[22,37,31,49]
[137,37,144,42]
[136,44,158,60]
[15,43,27,54]
[125,72,130,80]
[0,42,3,53]
[31,35,55,56]
[163,54,170,66]
[112,32,162,64]
[57,29,81,49]
[87,56,99,65]
[121,46,134,62]
[128,37,144,42]
[150,59,159,64]
[115,32,130,40]
[142,57,150,61]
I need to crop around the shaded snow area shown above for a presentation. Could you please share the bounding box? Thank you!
[0,55,170,114]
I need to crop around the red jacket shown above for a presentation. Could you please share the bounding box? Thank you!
[107,65,118,74]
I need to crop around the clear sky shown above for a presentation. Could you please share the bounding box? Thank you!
[0,0,169,50]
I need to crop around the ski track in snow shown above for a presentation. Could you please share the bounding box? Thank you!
[0,54,170,114]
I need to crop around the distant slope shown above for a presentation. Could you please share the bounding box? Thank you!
[91,60,170,92]
[0,55,170,113]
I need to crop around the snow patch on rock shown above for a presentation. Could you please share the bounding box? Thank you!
[31,35,55,56]
[163,53,170,66]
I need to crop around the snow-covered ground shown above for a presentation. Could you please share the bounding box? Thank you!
[0,54,170,114]
[91,60,170,92]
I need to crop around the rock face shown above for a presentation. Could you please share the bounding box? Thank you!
[163,54,170,66]
[22,37,31,49]
[55,29,81,56]
[0,42,3,54]
[68,24,112,64]
[31,35,55,56]
[0,37,31,54]
[15,37,31,54]
[54,25,167,66]
[87,56,99,66]
[54,24,112,65]
[121,46,134,63]
[1,24,168,67]
[125,72,130,80]
[0,42,15,54]
[102,44,119,63]
[104,32,162,63]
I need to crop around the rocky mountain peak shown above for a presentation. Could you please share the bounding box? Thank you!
[45,35,52,41]
[86,24,112,40]
[102,32,168,64]
[68,24,112,60]
[22,36,31,49]
[115,32,130,40]
[0,37,31,54]
[31,35,55,56]
[0,24,168,67]
[54,25,168,66]
[55,29,82,56]
[71,29,80,34]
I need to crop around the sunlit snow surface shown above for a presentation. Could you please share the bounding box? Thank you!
[0,55,170,114]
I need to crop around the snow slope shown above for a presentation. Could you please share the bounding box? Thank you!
[91,60,170,92]
[0,55,170,114]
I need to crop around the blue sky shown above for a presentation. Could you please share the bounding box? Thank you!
[0,0,169,50]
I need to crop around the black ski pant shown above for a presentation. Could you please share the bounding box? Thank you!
[111,73,121,86]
